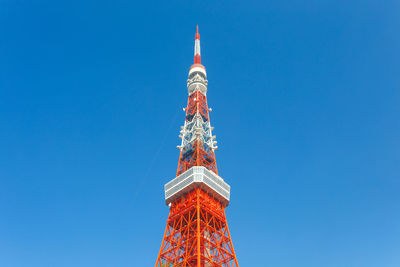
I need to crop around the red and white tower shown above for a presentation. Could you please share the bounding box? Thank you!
[155,27,239,267]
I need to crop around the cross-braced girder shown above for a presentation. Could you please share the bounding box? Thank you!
[177,90,218,176]
[155,189,239,267]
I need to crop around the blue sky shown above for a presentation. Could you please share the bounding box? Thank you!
[0,1,399,266]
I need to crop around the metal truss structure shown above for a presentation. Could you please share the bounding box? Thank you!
[156,188,239,267]
[155,27,239,267]
[177,88,218,176]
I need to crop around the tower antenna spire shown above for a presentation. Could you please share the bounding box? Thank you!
[194,25,201,64]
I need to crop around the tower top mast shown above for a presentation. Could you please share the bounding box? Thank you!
[190,26,206,75]
[194,25,201,64]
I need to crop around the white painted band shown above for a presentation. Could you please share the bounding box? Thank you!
[189,67,207,77]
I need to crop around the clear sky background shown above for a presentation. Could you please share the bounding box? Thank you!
[0,1,399,266]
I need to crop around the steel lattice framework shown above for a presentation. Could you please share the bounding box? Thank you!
[177,90,218,176]
[155,27,239,267]
[156,189,238,267]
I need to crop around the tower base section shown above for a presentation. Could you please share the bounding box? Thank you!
[155,188,239,267]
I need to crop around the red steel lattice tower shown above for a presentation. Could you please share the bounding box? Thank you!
[155,27,239,267]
